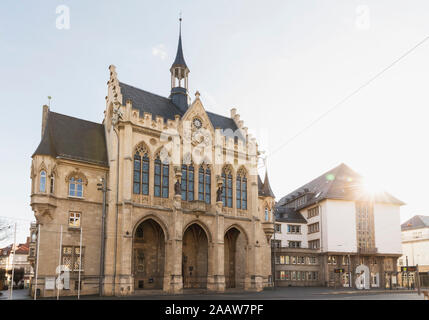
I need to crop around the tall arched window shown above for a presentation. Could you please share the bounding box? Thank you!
[40,171,46,193]
[133,150,149,195]
[265,207,269,221]
[181,164,194,201]
[198,166,211,204]
[50,175,55,194]
[69,177,83,197]
[222,167,233,208]
[154,155,169,198]
[236,168,247,210]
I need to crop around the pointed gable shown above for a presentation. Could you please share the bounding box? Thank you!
[401,215,429,231]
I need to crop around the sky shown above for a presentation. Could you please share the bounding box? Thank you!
[0,0,429,245]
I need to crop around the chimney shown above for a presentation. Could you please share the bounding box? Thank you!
[41,104,49,138]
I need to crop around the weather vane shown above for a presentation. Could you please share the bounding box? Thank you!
[47,96,52,108]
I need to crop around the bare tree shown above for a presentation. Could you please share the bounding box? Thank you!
[0,218,13,242]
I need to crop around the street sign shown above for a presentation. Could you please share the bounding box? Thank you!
[334,268,345,273]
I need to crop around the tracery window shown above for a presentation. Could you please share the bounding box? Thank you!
[198,166,211,204]
[181,164,194,201]
[222,166,233,208]
[133,147,150,195]
[154,155,169,198]
[236,168,247,210]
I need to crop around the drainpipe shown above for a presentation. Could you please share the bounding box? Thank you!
[272,211,276,288]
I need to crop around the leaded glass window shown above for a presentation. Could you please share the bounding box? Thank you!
[154,155,169,198]
[181,164,194,201]
[133,149,150,195]
[222,167,233,208]
[40,171,46,193]
[198,166,211,204]
[236,169,247,210]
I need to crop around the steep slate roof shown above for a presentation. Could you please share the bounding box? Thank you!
[258,171,275,198]
[401,215,429,231]
[33,112,108,167]
[171,32,188,70]
[120,82,183,121]
[274,206,307,224]
[119,82,242,134]
[277,163,405,208]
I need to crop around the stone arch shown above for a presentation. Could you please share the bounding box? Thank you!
[132,218,166,290]
[225,224,249,244]
[133,214,170,241]
[183,220,212,242]
[224,225,248,289]
[182,223,209,289]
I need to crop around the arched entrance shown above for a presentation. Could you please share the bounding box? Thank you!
[133,219,165,290]
[224,227,247,288]
[182,224,208,289]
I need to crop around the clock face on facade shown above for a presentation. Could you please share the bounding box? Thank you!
[193,118,202,129]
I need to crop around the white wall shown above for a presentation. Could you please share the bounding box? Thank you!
[399,227,429,266]
[374,203,402,255]
[324,200,357,253]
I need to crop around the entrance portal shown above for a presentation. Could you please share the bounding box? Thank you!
[224,227,247,288]
[182,224,208,289]
[133,219,165,290]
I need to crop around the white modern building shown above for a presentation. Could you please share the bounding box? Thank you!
[272,163,404,289]
[397,215,429,288]
[399,215,429,271]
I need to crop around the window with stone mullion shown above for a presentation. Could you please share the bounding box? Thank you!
[181,164,194,201]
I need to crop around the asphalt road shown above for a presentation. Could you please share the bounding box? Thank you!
[2,287,425,300]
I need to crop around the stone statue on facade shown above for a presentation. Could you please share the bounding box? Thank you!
[216,185,223,202]
[174,179,181,195]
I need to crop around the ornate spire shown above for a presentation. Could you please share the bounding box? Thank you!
[262,169,275,199]
[171,16,188,70]
[170,15,190,112]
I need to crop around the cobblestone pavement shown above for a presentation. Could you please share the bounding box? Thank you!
[0,289,31,300]
[6,287,425,300]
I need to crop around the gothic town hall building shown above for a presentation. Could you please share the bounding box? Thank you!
[30,27,275,297]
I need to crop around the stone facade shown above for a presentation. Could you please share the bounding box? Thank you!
[30,28,275,297]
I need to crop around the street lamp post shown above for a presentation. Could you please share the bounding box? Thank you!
[97,177,108,296]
